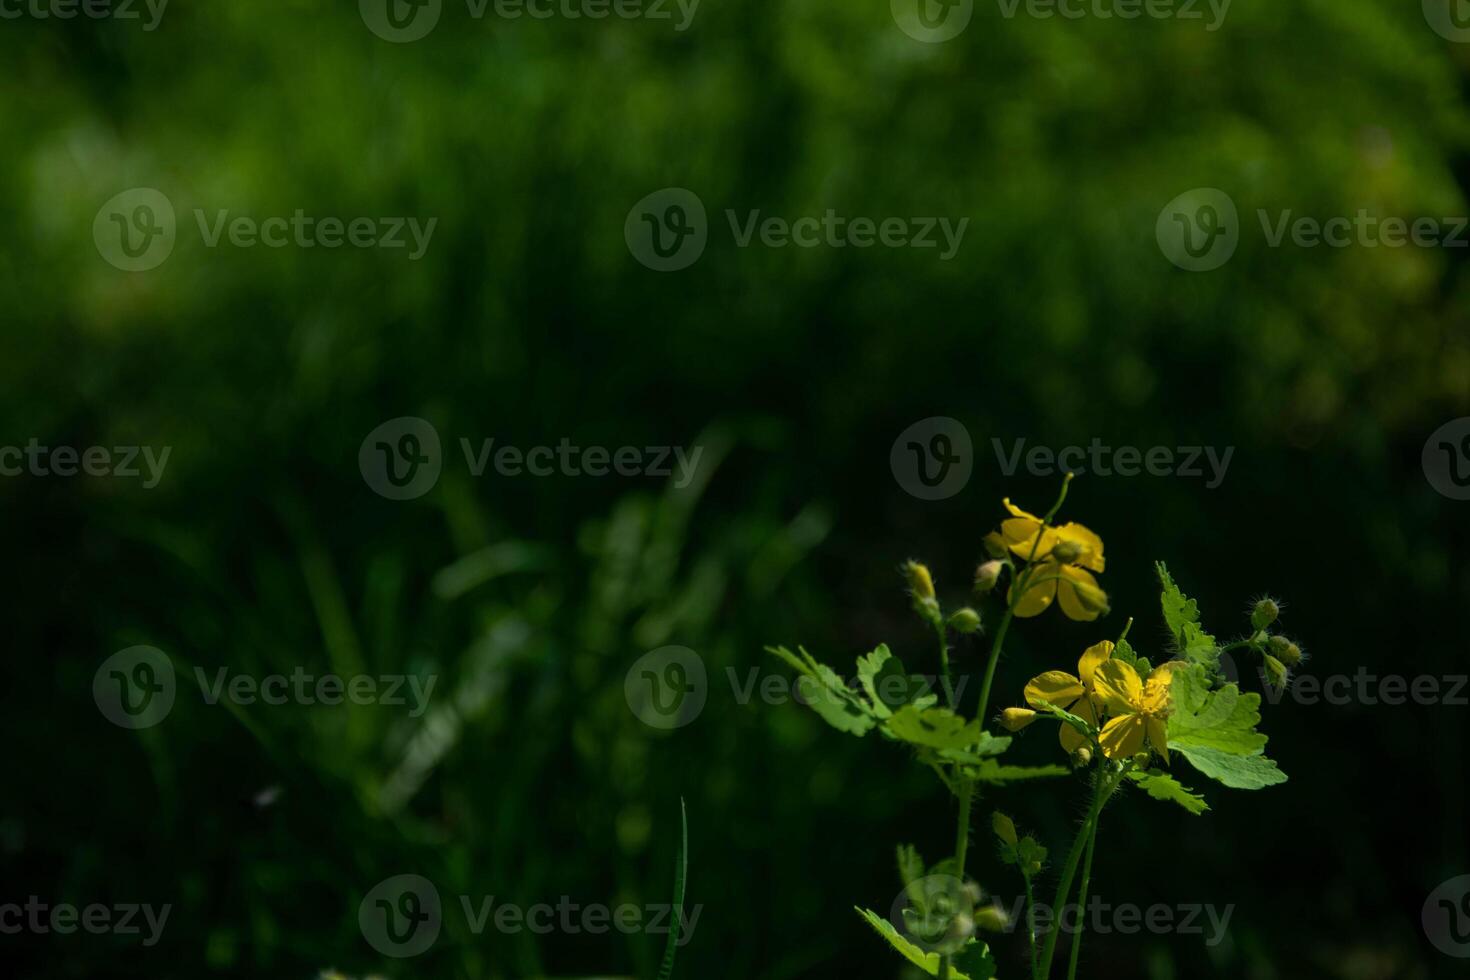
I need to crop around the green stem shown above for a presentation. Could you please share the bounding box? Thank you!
[1064,811,1101,980]
[1023,874,1040,980]
[954,778,974,875]
[935,618,957,709]
[1037,767,1118,978]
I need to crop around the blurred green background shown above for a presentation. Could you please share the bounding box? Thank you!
[4,0,1470,977]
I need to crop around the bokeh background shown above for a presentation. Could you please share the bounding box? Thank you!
[4,1,1470,977]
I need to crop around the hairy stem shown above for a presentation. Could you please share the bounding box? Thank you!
[1037,767,1118,978]
[1064,811,1101,980]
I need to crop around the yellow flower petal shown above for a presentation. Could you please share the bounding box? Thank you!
[1056,565,1108,622]
[1076,641,1114,689]
[1000,518,1059,561]
[1053,522,1106,573]
[1147,716,1170,764]
[1099,713,1146,760]
[1142,661,1186,713]
[1009,569,1057,618]
[1058,693,1098,753]
[1025,671,1084,710]
[1092,659,1143,715]
[1002,498,1043,522]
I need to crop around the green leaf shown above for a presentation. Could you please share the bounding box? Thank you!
[1127,769,1210,815]
[857,644,934,717]
[1156,562,1219,671]
[1167,664,1287,789]
[765,645,877,736]
[885,705,982,750]
[936,731,1013,764]
[854,909,992,979]
[965,760,1070,783]
[655,798,688,980]
[1171,745,1287,789]
[952,939,999,980]
[896,844,926,894]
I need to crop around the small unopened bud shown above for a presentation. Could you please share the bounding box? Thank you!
[982,532,1008,559]
[973,904,1010,932]
[1251,598,1280,630]
[1132,752,1151,768]
[1050,540,1083,564]
[962,881,984,906]
[1070,580,1109,616]
[1070,745,1093,768]
[945,912,976,944]
[1270,636,1303,667]
[1263,654,1288,690]
[948,607,982,634]
[992,812,1018,847]
[999,707,1038,732]
[973,560,1004,593]
[904,561,936,601]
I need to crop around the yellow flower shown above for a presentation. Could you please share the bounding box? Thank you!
[1020,641,1115,754]
[999,499,1107,621]
[1091,659,1185,762]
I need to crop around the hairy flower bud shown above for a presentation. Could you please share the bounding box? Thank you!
[1070,745,1093,768]
[973,904,1010,932]
[904,560,936,601]
[1251,598,1280,630]
[982,532,1008,559]
[999,707,1038,732]
[1263,654,1288,690]
[1050,540,1083,564]
[1269,636,1303,667]
[992,812,1018,847]
[946,912,976,943]
[948,607,982,634]
[973,560,1004,593]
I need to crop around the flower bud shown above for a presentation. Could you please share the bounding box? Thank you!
[948,607,982,633]
[1070,580,1110,616]
[1251,598,1280,630]
[973,904,1010,932]
[1270,636,1303,667]
[904,561,936,601]
[1263,654,1288,690]
[973,560,1004,593]
[962,881,984,906]
[999,707,1037,732]
[1132,752,1151,768]
[1050,540,1083,564]
[982,532,1008,559]
[1070,745,1092,768]
[992,812,1018,847]
[946,912,976,943]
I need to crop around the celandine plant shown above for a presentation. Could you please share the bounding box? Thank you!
[767,476,1307,979]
